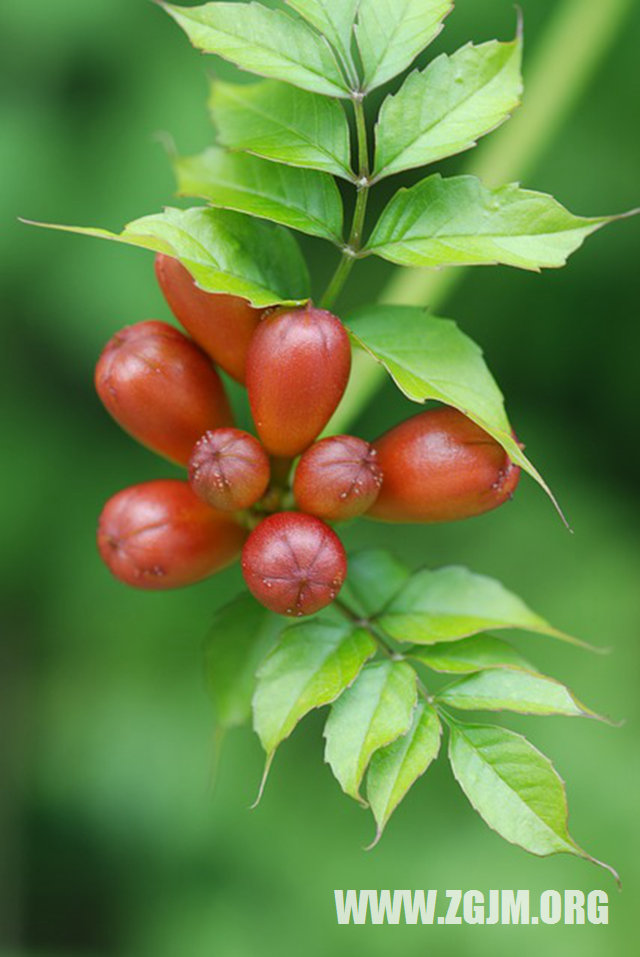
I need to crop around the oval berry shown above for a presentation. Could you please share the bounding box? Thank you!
[368,407,521,523]
[246,306,351,457]
[241,512,347,617]
[95,320,233,466]
[189,428,270,511]
[155,254,261,383]
[293,435,383,521]
[97,479,245,590]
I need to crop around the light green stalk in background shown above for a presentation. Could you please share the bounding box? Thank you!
[330,0,636,434]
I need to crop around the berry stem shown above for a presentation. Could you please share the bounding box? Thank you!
[319,96,370,311]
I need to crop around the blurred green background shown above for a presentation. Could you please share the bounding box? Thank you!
[1,0,639,954]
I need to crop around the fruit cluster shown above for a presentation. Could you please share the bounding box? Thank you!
[96,256,520,616]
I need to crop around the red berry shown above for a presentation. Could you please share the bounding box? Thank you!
[189,428,270,511]
[97,480,246,590]
[241,512,347,616]
[293,435,383,521]
[246,306,351,457]
[368,407,521,523]
[155,254,261,383]
[95,320,233,466]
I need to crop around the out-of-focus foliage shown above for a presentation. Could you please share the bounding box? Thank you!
[1,1,639,955]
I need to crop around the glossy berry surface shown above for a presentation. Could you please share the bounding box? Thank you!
[293,435,383,521]
[189,428,270,511]
[246,305,351,457]
[95,320,233,466]
[97,479,246,590]
[155,254,262,383]
[368,406,521,523]
[241,512,347,616]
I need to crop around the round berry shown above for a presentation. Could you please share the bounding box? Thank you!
[293,435,383,521]
[189,428,270,511]
[241,512,347,616]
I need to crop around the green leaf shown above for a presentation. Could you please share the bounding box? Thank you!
[163,2,349,97]
[345,305,560,511]
[366,174,613,271]
[439,668,606,719]
[356,0,452,92]
[373,38,522,181]
[409,634,533,674]
[378,566,597,650]
[204,594,280,730]
[209,79,353,181]
[448,721,619,881]
[174,147,344,243]
[252,621,376,758]
[341,549,411,618]
[324,660,418,802]
[28,207,310,309]
[286,0,359,75]
[367,703,441,843]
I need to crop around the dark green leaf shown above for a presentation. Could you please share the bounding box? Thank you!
[409,634,533,674]
[346,305,559,509]
[439,668,606,719]
[252,620,376,758]
[204,594,280,730]
[373,38,522,180]
[366,174,614,270]
[324,660,418,802]
[448,720,619,880]
[28,207,310,308]
[367,703,441,842]
[356,0,452,92]
[378,566,596,650]
[174,147,344,242]
[209,79,353,181]
[163,2,349,97]
[341,549,411,618]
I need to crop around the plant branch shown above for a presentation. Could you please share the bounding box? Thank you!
[327,0,635,431]
[319,96,371,310]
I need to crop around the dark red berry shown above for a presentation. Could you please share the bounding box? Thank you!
[97,480,245,589]
[95,320,233,466]
[293,435,383,521]
[188,428,270,511]
[241,512,347,616]
[368,406,521,523]
[246,305,351,457]
[155,254,261,383]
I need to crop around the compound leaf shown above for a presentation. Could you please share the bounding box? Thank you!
[439,668,607,719]
[378,566,596,650]
[356,0,452,92]
[252,620,376,758]
[367,703,441,842]
[341,549,411,618]
[448,720,618,880]
[204,593,280,730]
[366,174,614,271]
[27,207,310,308]
[373,37,522,180]
[210,78,353,180]
[324,660,417,803]
[174,147,344,242]
[163,2,349,97]
[409,634,533,674]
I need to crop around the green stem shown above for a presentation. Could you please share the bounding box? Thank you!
[333,597,397,660]
[319,97,371,311]
[328,0,635,428]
